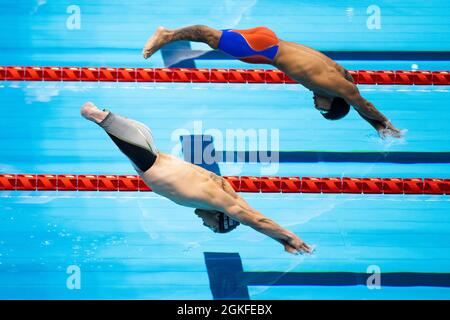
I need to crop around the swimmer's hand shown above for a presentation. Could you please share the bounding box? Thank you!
[280,232,313,255]
[378,121,404,139]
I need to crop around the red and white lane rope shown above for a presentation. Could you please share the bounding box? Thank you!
[0,174,449,194]
[1,66,449,85]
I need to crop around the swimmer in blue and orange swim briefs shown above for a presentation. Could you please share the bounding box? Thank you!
[143,25,402,138]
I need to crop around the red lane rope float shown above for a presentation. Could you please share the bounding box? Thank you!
[0,66,449,85]
[0,174,449,195]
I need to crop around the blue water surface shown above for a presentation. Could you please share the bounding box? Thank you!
[0,0,449,299]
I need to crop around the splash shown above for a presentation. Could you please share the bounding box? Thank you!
[30,0,47,15]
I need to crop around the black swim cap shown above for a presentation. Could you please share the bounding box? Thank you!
[217,212,240,233]
[196,209,240,234]
[320,97,350,120]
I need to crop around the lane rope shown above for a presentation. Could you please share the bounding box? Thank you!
[1,66,449,85]
[0,174,448,194]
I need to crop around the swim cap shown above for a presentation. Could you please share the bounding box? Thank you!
[217,211,240,233]
[320,97,350,120]
[196,209,240,233]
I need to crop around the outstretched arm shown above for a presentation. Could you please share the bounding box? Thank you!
[206,174,312,254]
[225,203,312,254]
[356,110,386,131]
[339,82,403,138]
[353,101,403,139]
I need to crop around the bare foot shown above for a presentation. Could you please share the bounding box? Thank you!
[142,26,171,59]
[80,102,108,124]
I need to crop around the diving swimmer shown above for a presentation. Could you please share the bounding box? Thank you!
[142,25,403,139]
[80,102,312,255]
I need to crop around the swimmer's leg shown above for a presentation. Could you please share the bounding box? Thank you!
[143,25,222,59]
[80,102,158,172]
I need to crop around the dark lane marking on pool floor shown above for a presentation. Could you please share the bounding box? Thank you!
[204,252,450,300]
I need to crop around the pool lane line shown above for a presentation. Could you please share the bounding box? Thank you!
[1,66,449,85]
[1,174,449,194]
[2,194,450,202]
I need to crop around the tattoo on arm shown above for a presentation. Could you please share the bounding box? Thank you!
[364,101,388,122]
[342,69,388,124]
[250,216,292,245]
[251,218,271,231]
[344,69,355,83]
[356,110,385,130]
[216,175,238,198]
[221,179,226,190]
[258,218,271,224]
[353,98,388,123]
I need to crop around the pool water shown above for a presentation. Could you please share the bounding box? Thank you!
[0,0,449,299]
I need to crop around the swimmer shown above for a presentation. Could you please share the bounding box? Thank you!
[143,25,403,139]
[81,102,312,255]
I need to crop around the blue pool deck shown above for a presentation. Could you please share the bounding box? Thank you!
[0,0,449,299]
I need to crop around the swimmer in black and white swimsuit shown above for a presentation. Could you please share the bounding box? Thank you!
[81,102,312,254]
